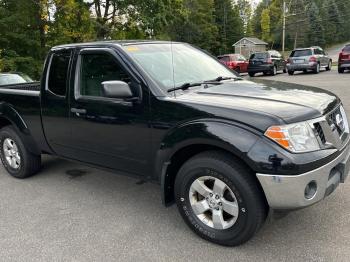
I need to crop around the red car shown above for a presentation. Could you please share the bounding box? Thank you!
[218,54,248,74]
[338,44,350,73]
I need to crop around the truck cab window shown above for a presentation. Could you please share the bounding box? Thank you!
[79,53,131,97]
[48,52,71,96]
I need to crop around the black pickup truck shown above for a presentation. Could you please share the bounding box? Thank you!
[0,41,348,246]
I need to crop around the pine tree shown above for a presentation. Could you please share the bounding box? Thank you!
[214,0,244,54]
[261,9,271,43]
[306,1,325,47]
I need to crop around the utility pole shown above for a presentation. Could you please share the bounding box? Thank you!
[282,0,296,54]
[282,0,286,54]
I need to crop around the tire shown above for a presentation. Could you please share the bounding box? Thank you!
[283,68,287,73]
[288,70,294,75]
[313,63,320,74]
[234,67,241,74]
[338,67,344,74]
[303,69,308,74]
[326,61,332,71]
[0,126,41,178]
[174,151,267,246]
[248,72,255,77]
[271,66,277,76]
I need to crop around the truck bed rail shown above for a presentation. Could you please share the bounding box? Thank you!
[0,82,40,91]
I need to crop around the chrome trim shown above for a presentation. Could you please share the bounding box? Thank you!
[257,142,350,209]
[307,105,350,150]
[0,89,39,97]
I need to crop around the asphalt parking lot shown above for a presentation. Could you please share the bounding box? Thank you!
[0,68,350,261]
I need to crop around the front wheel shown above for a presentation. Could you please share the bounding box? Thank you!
[326,61,332,71]
[0,126,41,178]
[338,67,344,74]
[288,70,294,75]
[248,72,255,77]
[174,151,267,246]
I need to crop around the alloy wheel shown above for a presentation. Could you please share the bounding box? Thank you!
[3,138,21,169]
[189,176,239,230]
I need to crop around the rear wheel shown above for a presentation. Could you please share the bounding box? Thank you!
[303,69,308,73]
[313,63,320,74]
[174,151,267,246]
[288,70,294,75]
[283,68,287,73]
[271,66,277,76]
[248,72,255,77]
[0,126,41,178]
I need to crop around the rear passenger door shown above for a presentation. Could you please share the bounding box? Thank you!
[41,50,72,156]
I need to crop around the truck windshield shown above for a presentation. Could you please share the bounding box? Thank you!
[122,43,236,92]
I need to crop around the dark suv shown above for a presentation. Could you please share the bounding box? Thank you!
[247,50,286,77]
[338,44,350,73]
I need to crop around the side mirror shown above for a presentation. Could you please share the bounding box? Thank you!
[102,80,133,99]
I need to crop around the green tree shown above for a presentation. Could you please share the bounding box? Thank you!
[306,1,325,47]
[213,0,244,54]
[260,8,271,43]
[48,0,95,45]
[0,0,48,79]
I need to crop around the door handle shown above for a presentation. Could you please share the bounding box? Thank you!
[71,108,87,115]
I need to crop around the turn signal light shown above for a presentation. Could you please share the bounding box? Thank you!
[264,126,290,149]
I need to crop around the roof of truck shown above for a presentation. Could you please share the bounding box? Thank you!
[52,40,181,50]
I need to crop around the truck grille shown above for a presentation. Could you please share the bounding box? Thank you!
[314,122,326,144]
[327,106,346,137]
[311,105,349,149]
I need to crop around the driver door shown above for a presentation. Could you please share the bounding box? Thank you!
[66,48,151,175]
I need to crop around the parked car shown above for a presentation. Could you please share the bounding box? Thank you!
[338,44,350,73]
[247,50,287,77]
[0,41,348,247]
[0,72,33,85]
[287,46,332,75]
[218,54,248,73]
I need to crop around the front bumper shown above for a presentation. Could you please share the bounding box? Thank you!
[256,142,350,209]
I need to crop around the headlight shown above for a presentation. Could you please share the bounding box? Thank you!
[265,122,320,153]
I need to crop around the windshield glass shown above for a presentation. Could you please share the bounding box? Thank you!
[0,73,33,85]
[123,43,236,92]
[291,49,312,57]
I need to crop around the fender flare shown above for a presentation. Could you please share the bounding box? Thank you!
[0,103,41,155]
[154,119,261,205]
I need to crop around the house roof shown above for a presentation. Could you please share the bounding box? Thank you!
[233,37,268,46]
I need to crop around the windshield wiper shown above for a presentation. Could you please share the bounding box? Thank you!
[167,76,243,93]
[167,82,204,92]
[206,76,243,82]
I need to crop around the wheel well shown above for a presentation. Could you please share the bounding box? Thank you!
[0,117,12,130]
[163,144,267,206]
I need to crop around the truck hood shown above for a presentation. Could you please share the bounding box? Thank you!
[175,79,339,124]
